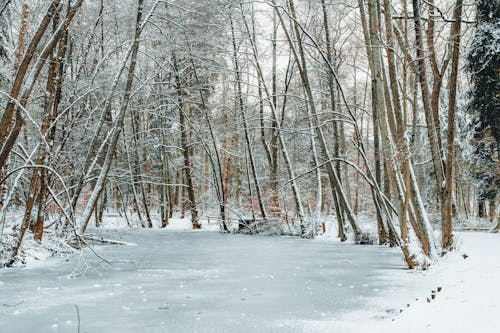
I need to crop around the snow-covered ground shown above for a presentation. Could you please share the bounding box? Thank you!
[299,231,500,332]
[385,232,500,333]
[1,214,499,332]
[0,227,421,332]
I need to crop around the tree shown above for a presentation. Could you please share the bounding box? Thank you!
[467,0,500,231]
[443,0,464,250]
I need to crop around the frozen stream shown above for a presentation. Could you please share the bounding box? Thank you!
[0,230,414,332]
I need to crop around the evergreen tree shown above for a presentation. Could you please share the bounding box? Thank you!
[467,0,500,150]
[467,0,500,227]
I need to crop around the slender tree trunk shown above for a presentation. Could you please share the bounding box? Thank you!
[173,56,200,229]
[0,0,84,171]
[80,0,147,234]
[412,0,445,203]
[33,6,70,240]
[229,15,267,221]
[240,1,306,232]
[284,0,361,240]
[443,0,463,250]
[358,0,388,243]
[321,0,348,239]
[131,105,153,228]
[270,11,280,213]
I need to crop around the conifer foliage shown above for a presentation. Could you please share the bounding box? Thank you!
[467,0,500,149]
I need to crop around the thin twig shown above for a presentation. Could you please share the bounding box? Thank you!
[2,301,24,307]
[75,304,80,333]
[0,0,11,17]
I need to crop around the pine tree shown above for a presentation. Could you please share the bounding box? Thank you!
[467,0,500,228]
[467,0,500,149]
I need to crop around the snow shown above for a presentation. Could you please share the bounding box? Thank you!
[296,232,500,332]
[88,213,222,232]
[0,229,415,332]
[0,228,76,268]
[1,214,499,332]
[385,232,500,332]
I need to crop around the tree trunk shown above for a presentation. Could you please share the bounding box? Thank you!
[80,0,147,234]
[240,1,306,233]
[284,0,361,240]
[173,56,201,229]
[229,15,267,221]
[443,0,463,251]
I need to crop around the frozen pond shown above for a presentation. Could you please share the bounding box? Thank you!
[0,230,410,332]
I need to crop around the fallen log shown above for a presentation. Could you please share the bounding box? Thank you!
[82,236,137,246]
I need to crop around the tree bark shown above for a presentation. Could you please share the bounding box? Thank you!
[443,0,463,250]
[80,0,147,234]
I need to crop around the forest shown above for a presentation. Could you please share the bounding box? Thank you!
[0,0,499,331]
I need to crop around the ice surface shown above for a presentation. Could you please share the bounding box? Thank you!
[0,229,425,332]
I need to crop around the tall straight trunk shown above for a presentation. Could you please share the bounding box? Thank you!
[382,0,406,248]
[159,97,171,227]
[34,10,69,240]
[239,1,306,231]
[321,0,348,239]
[358,0,387,243]
[320,0,340,182]
[258,78,273,171]
[173,56,200,229]
[412,0,445,201]
[160,149,170,227]
[221,81,232,221]
[443,0,463,250]
[229,15,267,221]
[307,108,321,236]
[426,0,447,162]
[131,105,153,228]
[123,133,145,225]
[366,0,392,244]
[188,57,229,232]
[270,11,280,212]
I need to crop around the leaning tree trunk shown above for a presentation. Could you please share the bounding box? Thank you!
[80,0,149,234]
[0,0,84,171]
[283,0,361,240]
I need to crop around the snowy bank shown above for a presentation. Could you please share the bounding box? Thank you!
[386,232,500,332]
[299,232,500,332]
